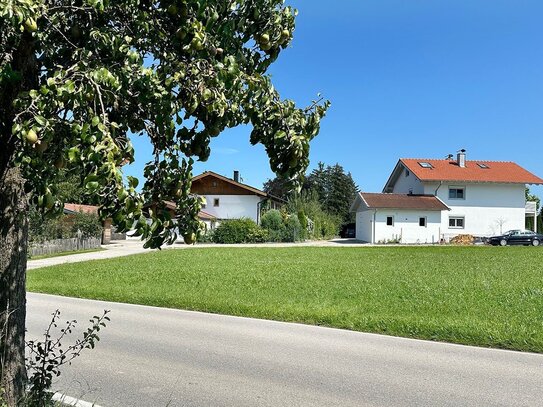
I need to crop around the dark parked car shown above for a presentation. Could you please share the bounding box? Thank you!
[487,230,543,246]
[340,223,356,238]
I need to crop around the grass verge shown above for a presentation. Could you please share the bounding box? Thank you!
[27,246,543,353]
[29,248,105,260]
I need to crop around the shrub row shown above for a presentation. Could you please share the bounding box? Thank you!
[209,210,304,244]
[29,207,103,243]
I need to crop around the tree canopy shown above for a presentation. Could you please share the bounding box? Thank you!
[305,162,359,224]
[1,0,328,246]
[0,0,329,404]
[264,162,359,224]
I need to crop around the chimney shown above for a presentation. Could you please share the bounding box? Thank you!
[233,170,240,182]
[457,149,466,168]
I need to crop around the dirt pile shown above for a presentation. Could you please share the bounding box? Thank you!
[450,234,475,245]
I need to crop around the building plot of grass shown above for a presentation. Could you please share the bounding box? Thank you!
[28,246,543,353]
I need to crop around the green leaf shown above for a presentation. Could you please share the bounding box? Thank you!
[67,147,80,162]
[127,176,139,189]
[85,181,100,190]
[35,116,46,126]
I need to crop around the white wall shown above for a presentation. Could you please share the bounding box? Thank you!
[200,194,263,222]
[391,168,424,194]
[356,209,442,244]
[356,210,374,242]
[374,210,442,244]
[423,182,526,238]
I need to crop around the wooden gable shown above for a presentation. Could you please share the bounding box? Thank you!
[191,173,265,196]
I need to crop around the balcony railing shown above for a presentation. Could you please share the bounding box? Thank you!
[526,201,538,215]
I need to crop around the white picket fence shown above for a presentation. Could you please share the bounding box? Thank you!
[30,237,101,257]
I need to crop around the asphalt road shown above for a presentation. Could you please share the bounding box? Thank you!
[26,293,543,407]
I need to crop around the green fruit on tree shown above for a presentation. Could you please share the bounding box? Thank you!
[258,33,270,45]
[36,140,48,153]
[179,4,189,18]
[202,88,213,100]
[24,18,37,32]
[44,191,54,209]
[192,143,202,156]
[191,39,204,51]
[70,25,82,39]
[167,4,178,15]
[280,29,290,43]
[208,125,220,136]
[183,232,197,245]
[25,129,38,144]
[54,157,66,169]
[175,29,187,40]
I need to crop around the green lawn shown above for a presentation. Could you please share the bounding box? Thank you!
[27,246,543,353]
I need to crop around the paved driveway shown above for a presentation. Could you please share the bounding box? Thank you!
[27,293,543,407]
[27,238,370,269]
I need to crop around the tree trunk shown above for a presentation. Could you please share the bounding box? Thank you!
[0,167,29,406]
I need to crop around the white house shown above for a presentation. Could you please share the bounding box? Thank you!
[352,150,543,243]
[190,170,283,225]
[351,193,449,244]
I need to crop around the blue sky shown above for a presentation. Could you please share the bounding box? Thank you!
[125,0,543,198]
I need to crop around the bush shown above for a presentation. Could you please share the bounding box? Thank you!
[197,229,214,243]
[260,210,285,242]
[29,207,103,242]
[283,215,302,242]
[212,218,266,244]
[246,227,269,243]
[260,210,304,242]
[24,310,110,406]
[297,210,308,240]
[70,212,103,238]
[286,191,340,240]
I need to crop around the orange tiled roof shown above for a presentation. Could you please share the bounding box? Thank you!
[64,203,99,214]
[198,210,216,220]
[401,159,543,184]
[359,193,449,211]
[163,201,216,220]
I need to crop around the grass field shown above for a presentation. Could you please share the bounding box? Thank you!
[27,246,543,353]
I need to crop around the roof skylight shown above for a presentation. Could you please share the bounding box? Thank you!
[477,163,490,169]
[418,162,433,169]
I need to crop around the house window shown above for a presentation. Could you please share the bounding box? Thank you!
[212,181,217,187]
[449,216,465,229]
[213,198,220,207]
[405,170,410,177]
[419,217,427,227]
[386,216,394,226]
[448,187,465,200]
